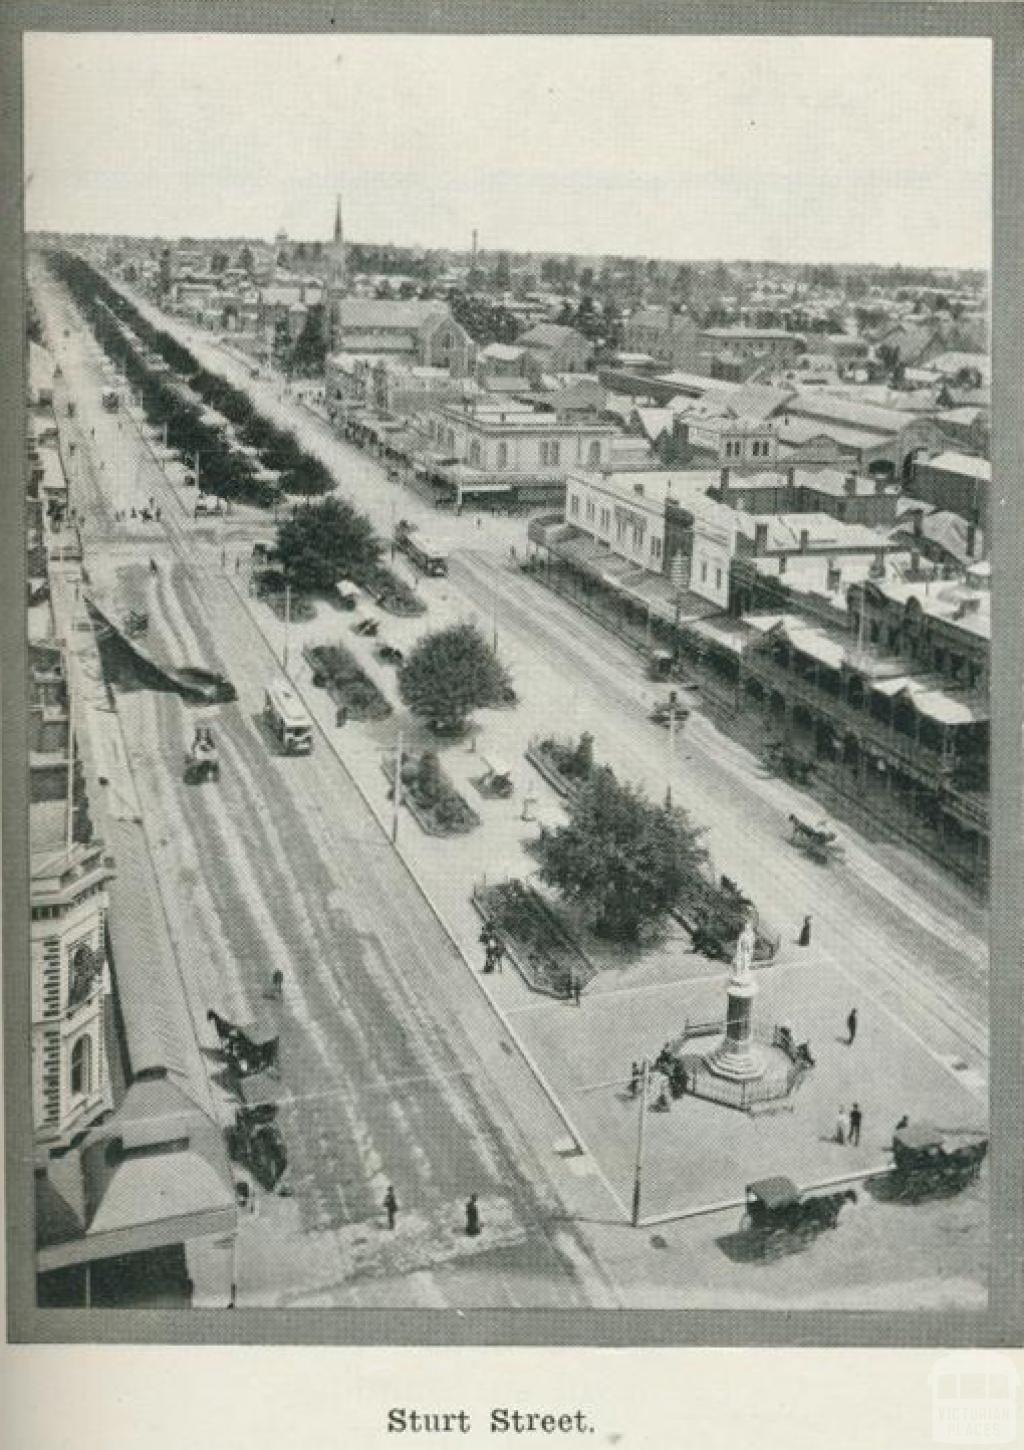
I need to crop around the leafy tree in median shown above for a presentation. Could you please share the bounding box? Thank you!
[397,623,510,732]
[528,767,707,942]
[275,497,381,592]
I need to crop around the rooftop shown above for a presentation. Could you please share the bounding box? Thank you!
[916,450,991,481]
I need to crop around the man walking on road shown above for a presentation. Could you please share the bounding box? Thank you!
[383,1185,398,1230]
[465,1193,481,1237]
[835,1105,848,1145]
[849,1103,863,1146]
[846,1007,858,1045]
[798,914,812,947]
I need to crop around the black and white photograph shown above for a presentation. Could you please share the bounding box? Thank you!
[5,7,1022,1391]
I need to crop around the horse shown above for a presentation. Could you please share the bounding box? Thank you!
[802,1188,857,1231]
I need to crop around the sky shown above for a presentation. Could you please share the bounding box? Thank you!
[24,33,991,269]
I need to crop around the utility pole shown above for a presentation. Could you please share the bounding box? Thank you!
[492,568,499,653]
[282,583,291,671]
[666,705,678,808]
[391,730,403,844]
[631,1058,650,1227]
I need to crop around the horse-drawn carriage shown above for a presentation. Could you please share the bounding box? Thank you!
[207,1009,280,1079]
[889,1123,988,1201]
[788,813,845,864]
[227,1102,288,1191]
[184,726,219,784]
[741,1177,857,1259]
[123,608,149,637]
[649,690,691,728]
[646,648,674,682]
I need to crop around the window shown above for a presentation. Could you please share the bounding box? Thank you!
[715,567,722,591]
[469,440,481,467]
[70,1036,91,1097]
[600,508,610,533]
[496,441,508,469]
[588,441,601,466]
[550,441,560,466]
[651,536,662,562]
[616,519,626,543]
[700,561,708,583]
[586,499,595,521]
[569,494,580,517]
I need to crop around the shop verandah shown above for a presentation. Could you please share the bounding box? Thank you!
[737,620,989,891]
[524,523,988,892]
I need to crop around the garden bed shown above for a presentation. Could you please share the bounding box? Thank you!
[472,878,596,999]
[526,734,780,966]
[350,562,426,617]
[382,750,479,836]
[524,734,594,802]
[304,643,392,721]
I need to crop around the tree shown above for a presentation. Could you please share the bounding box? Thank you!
[275,497,381,591]
[290,303,326,376]
[237,244,255,274]
[528,767,707,942]
[397,623,510,732]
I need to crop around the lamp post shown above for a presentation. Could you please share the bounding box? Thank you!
[282,583,291,672]
[631,1058,650,1227]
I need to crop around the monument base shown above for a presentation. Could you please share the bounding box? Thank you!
[703,1038,769,1082]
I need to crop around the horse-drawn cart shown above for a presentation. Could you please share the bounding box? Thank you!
[184,727,219,784]
[741,1176,857,1259]
[890,1123,988,1201]
[788,813,845,864]
[207,1009,280,1079]
[227,1102,288,1190]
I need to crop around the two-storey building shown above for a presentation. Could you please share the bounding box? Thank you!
[420,400,617,507]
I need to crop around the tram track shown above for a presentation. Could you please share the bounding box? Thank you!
[451,550,989,1071]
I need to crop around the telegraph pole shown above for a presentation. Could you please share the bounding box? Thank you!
[282,583,291,671]
[631,1058,650,1227]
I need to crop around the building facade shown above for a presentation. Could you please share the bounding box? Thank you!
[31,841,114,1148]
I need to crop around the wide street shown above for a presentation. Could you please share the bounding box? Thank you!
[34,258,990,1307]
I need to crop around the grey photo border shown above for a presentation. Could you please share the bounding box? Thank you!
[2,0,1021,1348]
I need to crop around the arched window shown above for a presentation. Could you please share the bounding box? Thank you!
[71,1036,91,1097]
[588,441,601,466]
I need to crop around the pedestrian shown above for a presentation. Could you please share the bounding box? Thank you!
[465,1193,481,1237]
[383,1185,398,1230]
[476,515,481,529]
[336,704,348,728]
[894,1113,909,1133]
[849,1102,863,1147]
[155,507,161,522]
[846,1007,858,1045]
[835,1105,848,1145]
[220,547,227,568]
[798,914,812,947]
[573,977,582,1007]
[629,1061,641,1096]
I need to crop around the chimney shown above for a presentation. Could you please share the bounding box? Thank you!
[913,510,923,538]
[910,550,921,577]
[844,472,857,496]
[786,466,796,490]
[720,465,731,495]
[799,528,810,552]
[965,522,977,559]
[754,521,769,556]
